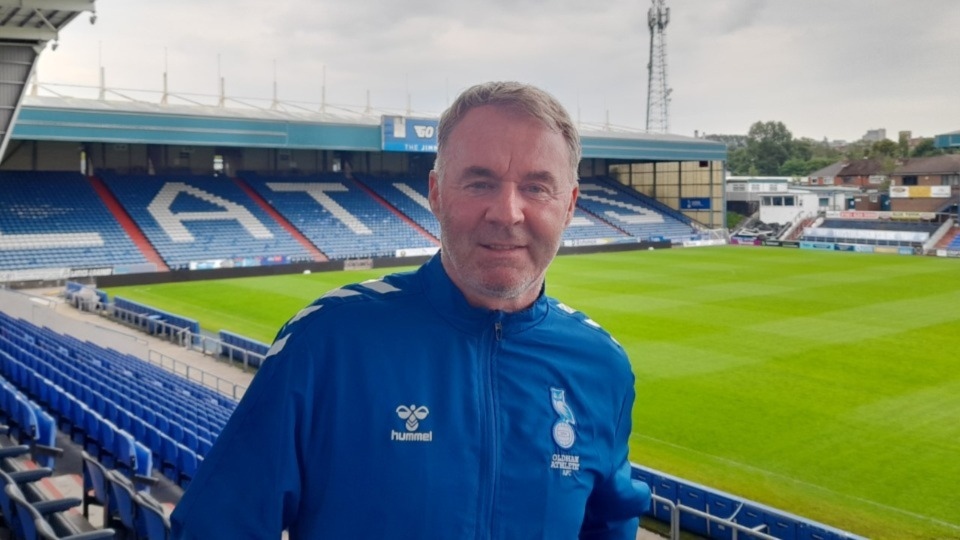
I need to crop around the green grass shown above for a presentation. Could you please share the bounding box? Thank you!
[104,247,960,539]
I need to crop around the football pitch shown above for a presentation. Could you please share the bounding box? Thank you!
[104,247,960,540]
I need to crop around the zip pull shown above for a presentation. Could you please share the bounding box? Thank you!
[494,321,502,341]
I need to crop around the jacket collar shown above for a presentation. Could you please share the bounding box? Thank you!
[417,253,549,335]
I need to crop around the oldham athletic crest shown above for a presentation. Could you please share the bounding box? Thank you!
[550,387,576,449]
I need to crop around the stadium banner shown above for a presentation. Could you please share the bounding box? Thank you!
[780,240,800,248]
[680,197,711,210]
[890,211,937,220]
[344,258,374,271]
[563,237,646,248]
[762,240,781,247]
[395,246,440,258]
[800,241,835,250]
[805,227,928,243]
[937,249,960,258]
[889,185,951,198]
[682,239,726,247]
[875,246,899,255]
[827,210,881,220]
[729,237,761,246]
[854,245,875,253]
[835,244,856,252]
[0,267,114,283]
[189,255,290,271]
[381,116,439,153]
[827,210,938,220]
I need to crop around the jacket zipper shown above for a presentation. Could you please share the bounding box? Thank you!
[478,318,503,539]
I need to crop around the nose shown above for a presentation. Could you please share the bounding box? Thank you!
[485,184,524,225]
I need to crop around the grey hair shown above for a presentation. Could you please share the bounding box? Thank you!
[433,81,581,183]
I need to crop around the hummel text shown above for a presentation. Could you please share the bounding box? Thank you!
[391,430,433,442]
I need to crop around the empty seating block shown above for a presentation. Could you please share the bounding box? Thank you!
[240,172,438,260]
[101,173,313,269]
[0,312,237,486]
[804,219,940,247]
[576,176,698,243]
[0,171,149,273]
[354,174,441,239]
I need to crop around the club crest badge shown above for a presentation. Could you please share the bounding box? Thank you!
[550,387,576,449]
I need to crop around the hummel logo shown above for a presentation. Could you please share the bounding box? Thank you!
[391,404,433,443]
[396,405,429,431]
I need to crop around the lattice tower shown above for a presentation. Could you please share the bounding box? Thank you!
[645,0,671,133]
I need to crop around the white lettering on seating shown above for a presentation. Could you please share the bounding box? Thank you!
[578,183,664,224]
[392,183,431,211]
[267,183,372,235]
[147,183,273,242]
[0,230,103,250]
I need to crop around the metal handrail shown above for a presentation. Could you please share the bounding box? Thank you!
[647,493,781,540]
[99,304,256,400]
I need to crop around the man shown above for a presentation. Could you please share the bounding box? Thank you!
[171,81,650,539]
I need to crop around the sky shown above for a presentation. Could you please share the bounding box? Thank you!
[34,0,960,142]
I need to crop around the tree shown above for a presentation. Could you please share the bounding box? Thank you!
[779,158,810,176]
[868,139,899,159]
[726,147,752,175]
[911,138,944,157]
[897,132,910,158]
[745,121,794,175]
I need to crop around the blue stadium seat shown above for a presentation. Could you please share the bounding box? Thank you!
[101,173,313,269]
[0,171,150,273]
[576,176,698,243]
[106,469,140,539]
[0,311,236,486]
[5,481,114,540]
[135,490,170,540]
[81,451,113,529]
[240,172,438,260]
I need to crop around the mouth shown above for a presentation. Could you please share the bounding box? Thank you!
[481,243,524,251]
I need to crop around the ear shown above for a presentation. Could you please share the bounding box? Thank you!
[428,170,441,216]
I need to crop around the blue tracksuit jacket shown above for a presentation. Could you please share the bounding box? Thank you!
[172,254,650,539]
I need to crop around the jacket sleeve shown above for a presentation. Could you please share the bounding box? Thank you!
[170,331,306,539]
[579,383,652,540]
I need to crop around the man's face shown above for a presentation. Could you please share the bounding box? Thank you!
[429,105,578,312]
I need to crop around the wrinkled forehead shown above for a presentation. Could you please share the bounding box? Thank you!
[440,105,576,183]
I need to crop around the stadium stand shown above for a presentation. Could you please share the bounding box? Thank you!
[112,297,200,345]
[576,176,699,243]
[353,174,441,238]
[0,172,150,274]
[0,382,112,539]
[0,311,235,488]
[100,173,315,269]
[218,330,269,369]
[950,234,960,251]
[239,172,438,259]
[804,219,941,247]
[563,209,632,245]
